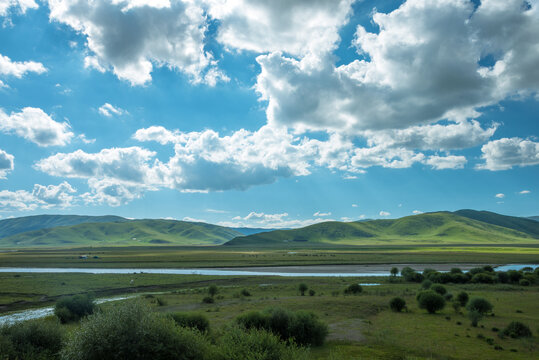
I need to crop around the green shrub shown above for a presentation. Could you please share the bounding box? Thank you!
[308,289,315,296]
[54,293,95,323]
[467,298,493,315]
[215,326,309,360]
[202,296,215,304]
[61,300,211,360]
[240,289,251,297]
[401,267,423,282]
[471,273,496,284]
[389,297,406,312]
[430,284,447,295]
[501,321,532,338]
[237,311,269,330]
[450,268,463,274]
[390,267,399,276]
[170,313,210,333]
[456,291,469,307]
[343,283,362,295]
[417,290,445,314]
[468,310,483,327]
[298,283,308,296]
[421,280,432,289]
[443,293,453,301]
[237,308,328,347]
[507,270,522,283]
[208,285,218,297]
[519,278,531,286]
[0,319,64,360]
[496,271,509,283]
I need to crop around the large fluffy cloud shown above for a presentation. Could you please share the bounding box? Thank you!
[255,0,538,135]
[0,0,38,17]
[206,0,353,57]
[47,0,227,86]
[0,149,14,179]
[0,107,74,146]
[478,137,539,170]
[0,182,76,211]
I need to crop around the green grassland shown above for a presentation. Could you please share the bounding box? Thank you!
[0,219,242,247]
[1,272,537,359]
[0,244,538,268]
[227,212,539,246]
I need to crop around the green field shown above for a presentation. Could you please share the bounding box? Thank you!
[1,244,538,269]
[1,271,537,359]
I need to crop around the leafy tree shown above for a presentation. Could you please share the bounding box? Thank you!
[417,291,445,314]
[54,294,95,323]
[467,298,493,315]
[343,283,362,295]
[430,284,447,295]
[456,291,469,307]
[298,283,308,296]
[468,310,483,327]
[0,319,64,360]
[390,267,399,277]
[61,300,210,360]
[216,326,309,360]
[389,297,406,312]
[208,285,218,297]
[421,280,432,289]
[170,313,210,333]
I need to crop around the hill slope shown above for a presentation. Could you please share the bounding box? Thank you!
[226,211,539,246]
[454,209,539,237]
[0,215,128,239]
[0,219,243,247]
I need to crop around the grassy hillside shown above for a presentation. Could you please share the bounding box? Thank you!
[0,219,243,248]
[455,209,539,237]
[226,212,539,246]
[0,215,127,239]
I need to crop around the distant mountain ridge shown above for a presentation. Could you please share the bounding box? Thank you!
[0,219,242,247]
[0,215,128,239]
[1,210,538,248]
[226,210,539,247]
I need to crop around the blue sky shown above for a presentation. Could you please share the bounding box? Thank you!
[0,0,537,228]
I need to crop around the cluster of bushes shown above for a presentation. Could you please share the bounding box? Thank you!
[1,301,316,360]
[400,266,538,286]
[54,293,95,323]
[0,319,63,360]
[236,307,328,346]
[343,283,362,295]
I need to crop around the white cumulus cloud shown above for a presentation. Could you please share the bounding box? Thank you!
[0,181,76,211]
[495,193,505,198]
[519,190,531,195]
[478,137,539,170]
[47,0,227,86]
[0,53,46,78]
[0,0,38,17]
[0,149,14,178]
[0,107,74,146]
[379,211,391,217]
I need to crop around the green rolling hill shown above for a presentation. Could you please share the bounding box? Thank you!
[0,219,243,247]
[0,214,128,239]
[225,211,539,247]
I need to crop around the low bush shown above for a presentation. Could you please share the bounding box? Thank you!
[389,297,406,312]
[468,310,483,327]
[500,321,532,338]
[343,283,362,295]
[417,290,445,314]
[54,294,95,323]
[236,307,328,346]
[0,319,64,360]
[421,280,432,289]
[215,326,309,360]
[456,291,469,307]
[298,283,308,296]
[202,296,215,304]
[309,289,316,296]
[240,289,251,297]
[519,278,530,286]
[430,284,446,295]
[61,300,211,360]
[443,293,453,301]
[170,313,210,333]
[467,298,493,315]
